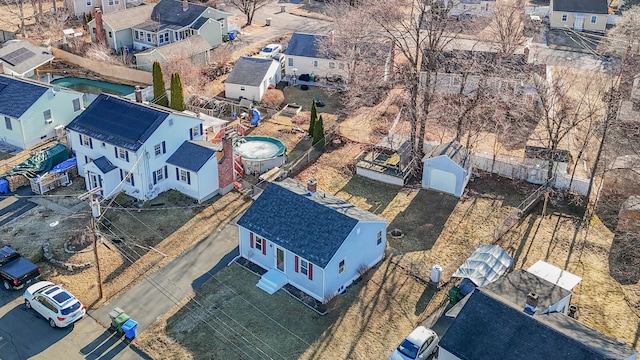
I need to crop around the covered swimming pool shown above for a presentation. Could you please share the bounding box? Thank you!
[51,77,136,96]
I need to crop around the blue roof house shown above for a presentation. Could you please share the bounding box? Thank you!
[236,178,388,303]
[0,74,84,150]
[422,141,473,197]
[67,93,228,202]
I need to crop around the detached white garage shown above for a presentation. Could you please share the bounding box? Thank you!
[422,141,472,197]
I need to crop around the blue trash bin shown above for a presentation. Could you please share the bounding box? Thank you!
[228,31,235,41]
[121,319,138,340]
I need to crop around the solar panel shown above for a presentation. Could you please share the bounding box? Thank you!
[0,47,35,66]
[0,82,7,93]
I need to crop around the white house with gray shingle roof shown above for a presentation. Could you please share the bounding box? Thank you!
[422,141,473,197]
[224,56,281,102]
[0,75,84,150]
[236,178,388,303]
[549,0,608,32]
[67,93,228,202]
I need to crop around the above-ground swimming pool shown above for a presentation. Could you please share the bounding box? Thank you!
[51,77,136,96]
[234,136,287,175]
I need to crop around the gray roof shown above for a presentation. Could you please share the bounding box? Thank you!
[0,74,48,118]
[151,0,207,27]
[0,40,54,76]
[284,33,329,58]
[439,290,638,360]
[236,178,387,268]
[482,269,571,312]
[423,141,472,169]
[525,146,571,163]
[66,94,169,151]
[225,57,277,87]
[191,17,208,29]
[93,156,117,173]
[552,0,608,14]
[166,140,217,172]
[133,20,180,32]
[98,5,153,31]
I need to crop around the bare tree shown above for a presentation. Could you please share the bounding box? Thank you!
[488,0,526,57]
[226,0,270,26]
[1,0,29,35]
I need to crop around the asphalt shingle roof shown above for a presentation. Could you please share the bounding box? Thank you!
[236,178,387,267]
[0,74,48,118]
[166,140,217,172]
[225,57,276,87]
[552,0,608,14]
[284,33,328,58]
[151,0,207,27]
[99,5,153,31]
[439,290,638,360]
[424,141,472,169]
[66,94,169,151]
[93,156,117,173]
[0,40,54,77]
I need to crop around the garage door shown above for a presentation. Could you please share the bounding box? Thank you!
[430,168,457,195]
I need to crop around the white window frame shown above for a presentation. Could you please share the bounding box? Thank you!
[240,86,246,91]
[179,169,189,183]
[288,58,293,66]
[561,13,568,22]
[191,125,201,137]
[43,110,52,123]
[81,134,91,147]
[124,171,133,185]
[338,259,345,274]
[313,60,318,67]
[299,259,308,276]
[154,144,162,156]
[590,15,597,24]
[118,148,127,160]
[377,231,382,245]
[255,236,264,252]
[73,98,81,112]
[4,116,11,130]
[155,168,164,182]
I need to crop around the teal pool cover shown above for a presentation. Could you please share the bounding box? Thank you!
[3,144,70,179]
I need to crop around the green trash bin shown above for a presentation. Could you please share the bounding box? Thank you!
[114,313,131,333]
[448,286,461,305]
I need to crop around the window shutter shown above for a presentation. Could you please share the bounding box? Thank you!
[89,138,93,149]
[295,256,299,272]
[114,147,118,158]
[119,169,123,181]
[162,141,166,154]
[79,133,82,144]
[186,171,191,185]
[262,240,266,255]
[308,263,313,280]
[130,173,135,186]
[125,151,129,162]
[199,123,203,137]
[176,167,179,180]
[84,156,88,164]
[153,171,157,185]
[249,233,254,248]
[98,176,102,188]
[164,165,168,179]
[189,128,193,140]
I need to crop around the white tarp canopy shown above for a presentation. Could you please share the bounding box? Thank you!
[527,260,582,291]
[453,244,514,287]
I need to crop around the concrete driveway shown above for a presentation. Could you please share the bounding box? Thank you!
[89,221,240,335]
[0,288,145,360]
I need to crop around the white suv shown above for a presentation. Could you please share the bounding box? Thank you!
[24,281,86,328]
[390,326,439,360]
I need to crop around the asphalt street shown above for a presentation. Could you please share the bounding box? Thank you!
[0,187,37,227]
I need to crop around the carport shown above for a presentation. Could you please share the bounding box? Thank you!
[422,141,472,197]
[453,244,514,296]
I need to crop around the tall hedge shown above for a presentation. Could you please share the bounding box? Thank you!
[152,61,168,107]
[170,72,185,111]
[309,99,317,135]
[313,114,324,145]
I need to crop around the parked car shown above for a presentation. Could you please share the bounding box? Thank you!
[0,246,41,290]
[259,44,283,58]
[390,326,439,360]
[24,281,86,328]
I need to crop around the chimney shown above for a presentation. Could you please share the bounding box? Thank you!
[523,292,539,315]
[134,86,142,103]
[307,178,317,196]
[0,61,4,74]
[94,7,106,45]
[182,0,188,11]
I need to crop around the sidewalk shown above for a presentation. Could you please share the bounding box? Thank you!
[89,221,240,334]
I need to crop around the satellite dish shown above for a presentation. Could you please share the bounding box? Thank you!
[52,85,60,94]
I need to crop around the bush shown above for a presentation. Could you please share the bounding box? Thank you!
[260,88,284,109]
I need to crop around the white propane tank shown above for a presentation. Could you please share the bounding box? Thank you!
[430,264,443,284]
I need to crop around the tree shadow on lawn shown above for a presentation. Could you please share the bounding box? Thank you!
[608,232,640,285]
[334,176,402,215]
[388,190,459,253]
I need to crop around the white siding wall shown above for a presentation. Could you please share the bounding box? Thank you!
[422,156,469,197]
[2,89,83,150]
[284,55,347,79]
[437,348,461,360]
[323,221,386,300]
[225,83,260,102]
[196,158,220,202]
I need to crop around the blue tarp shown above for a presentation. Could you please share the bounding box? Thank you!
[50,157,77,174]
[0,179,8,194]
[453,245,514,291]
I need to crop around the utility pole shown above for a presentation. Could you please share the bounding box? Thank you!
[91,197,103,300]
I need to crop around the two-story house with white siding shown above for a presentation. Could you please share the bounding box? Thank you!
[0,74,84,150]
[66,93,228,202]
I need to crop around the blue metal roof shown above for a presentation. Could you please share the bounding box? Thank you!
[0,75,49,118]
[440,290,638,360]
[66,94,169,151]
[284,33,328,58]
[93,156,117,174]
[166,140,216,172]
[237,178,386,268]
